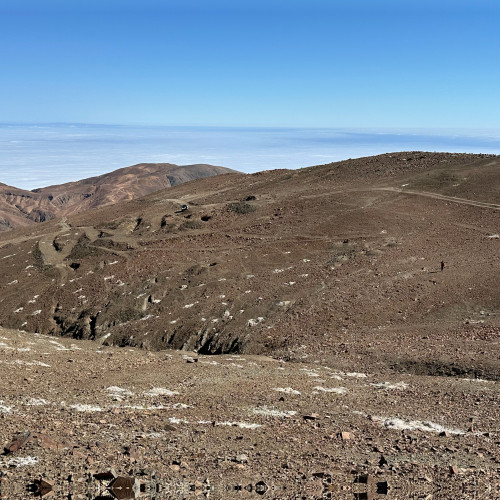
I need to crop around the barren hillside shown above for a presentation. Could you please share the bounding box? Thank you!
[0,151,498,374]
[0,163,234,231]
[0,151,499,498]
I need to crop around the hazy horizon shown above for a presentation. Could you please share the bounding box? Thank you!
[2,123,500,191]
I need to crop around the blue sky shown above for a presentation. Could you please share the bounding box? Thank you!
[1,0,499,128]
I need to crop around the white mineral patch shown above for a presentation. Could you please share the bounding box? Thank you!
[70,404,103,412]
[217,421,262,429]
[119,404,168,410]
[371,381,409,390]
[144,388,179,397]
[7,456,38,467]
[14,307,23,313]
[169,417,189,424]
[184,303,195,308]
[26,398,48,406]
[7,280,18,285]
[48,340,70,351]
[273,387,301,395]
[373,416,465,435]
[252,406,296,418]
[106,386,134,397]
[273,268,284,273]
[1,360,51,367]
[144,432,164,438]
[313,386,347,394]
[32,310,42,316]
[461,378,492,383]
[172,403,191,409]
[0,402,13,413]
[345,372,367,378]
[247,317,264,327]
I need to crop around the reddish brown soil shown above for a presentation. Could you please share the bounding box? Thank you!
[0,152,499,498]
[0,163,234,231]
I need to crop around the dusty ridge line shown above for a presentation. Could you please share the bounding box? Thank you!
[377,187,500,211]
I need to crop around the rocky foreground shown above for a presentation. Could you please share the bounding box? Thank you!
[0,326,498,499]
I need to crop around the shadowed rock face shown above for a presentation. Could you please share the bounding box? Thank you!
[0,152,498,375]
[0,163,235,231]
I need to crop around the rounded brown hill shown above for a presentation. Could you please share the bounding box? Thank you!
[0,152,498,379]
[0,162,234,231]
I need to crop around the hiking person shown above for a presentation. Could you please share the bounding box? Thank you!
[441,261,445,271]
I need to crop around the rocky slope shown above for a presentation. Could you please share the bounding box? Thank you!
[0,326,497,498]
[0,152,499,368]
[0,163,234,231]
[0,151,499,498]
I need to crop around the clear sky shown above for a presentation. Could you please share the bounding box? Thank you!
[1,0,499,129]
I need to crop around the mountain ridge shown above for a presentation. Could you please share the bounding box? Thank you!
[0,162,236,231]
[0,151,498,381]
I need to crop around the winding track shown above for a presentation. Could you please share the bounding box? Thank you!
[377,187,500,211]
